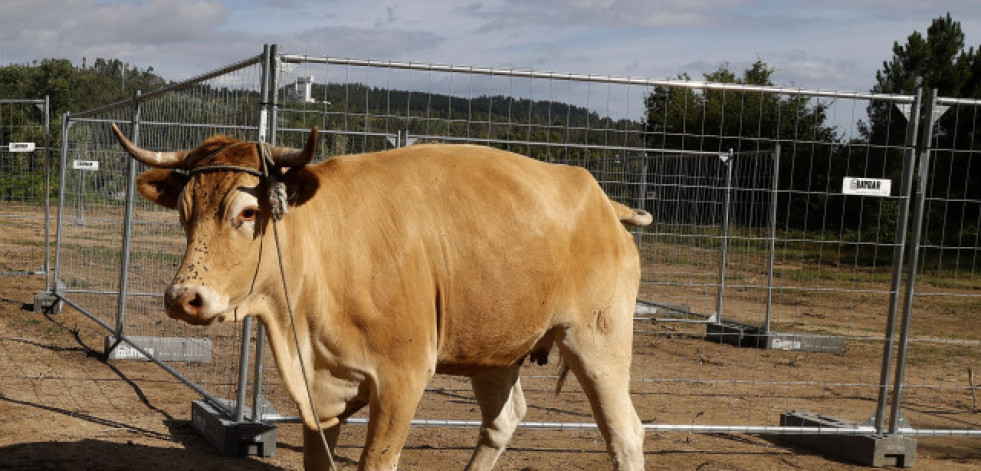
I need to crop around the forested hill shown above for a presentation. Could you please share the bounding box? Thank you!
[0,58,167,118]
[0,58,605,133]
[306,82,603,128]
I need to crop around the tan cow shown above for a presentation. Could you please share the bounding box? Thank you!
[112,125,651,470]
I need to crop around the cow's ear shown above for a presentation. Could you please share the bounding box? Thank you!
[136,169,189,209]
[283,167,319,207]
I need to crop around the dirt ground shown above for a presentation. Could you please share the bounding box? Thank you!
[1,276,980,470]
[2,200,981,470]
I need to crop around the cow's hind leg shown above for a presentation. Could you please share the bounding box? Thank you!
[558,306,645,470]
[303,423,341,470]
[465,364,526,471]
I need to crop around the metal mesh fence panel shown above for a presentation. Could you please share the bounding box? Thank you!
[267,56,669,431]
[54,56,266,414]
[43,47,981,455]
[1,99,51,278]
[898,96,981,435]
[621,87,918,433]
[57,107,133,329]
[257,55,940,438]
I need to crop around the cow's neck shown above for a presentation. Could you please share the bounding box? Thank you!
[254,217,326,351]
[251,217,341,428]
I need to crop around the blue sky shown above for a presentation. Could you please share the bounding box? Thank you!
[2,0,980,95]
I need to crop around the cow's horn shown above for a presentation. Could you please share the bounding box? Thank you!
[270,126,319,167]
[111,124,190,169]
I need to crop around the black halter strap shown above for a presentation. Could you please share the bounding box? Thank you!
[181,141,290,220]
[188,165,264,177]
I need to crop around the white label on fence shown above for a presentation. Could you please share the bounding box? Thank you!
[114,343,154,360]
[104,335,213,363]
[9,142,35,152]
[73,160,100,171]
[843,177,891,197]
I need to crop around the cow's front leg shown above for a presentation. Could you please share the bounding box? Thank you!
[359,369,430,470]
[303,422,341,470]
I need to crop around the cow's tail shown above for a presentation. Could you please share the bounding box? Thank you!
[610,199,653,227]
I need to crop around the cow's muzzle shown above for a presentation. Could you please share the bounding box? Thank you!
[164,284,228,325]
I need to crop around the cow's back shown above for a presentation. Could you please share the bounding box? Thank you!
[305,144,637,374]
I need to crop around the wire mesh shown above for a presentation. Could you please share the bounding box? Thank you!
[46,48,981,446]
[1,99,51,278]
[261,55,959,437]
[55,57,265,415]
[898,97,981,435]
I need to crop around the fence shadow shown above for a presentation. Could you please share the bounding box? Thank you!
[0,439,284,471]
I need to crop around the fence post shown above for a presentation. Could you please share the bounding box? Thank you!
[267,43,280,144]
[715,149,734,322]
[234,316,254,423]
[889,88,942,434]
[251,43,279,421]
[52,113,72,299]
[33,110,69,313]
[42,95,52,291]
[873,89,923,435]
[763,145,781,332]
[231,44,277,424]
[113,91,142,338]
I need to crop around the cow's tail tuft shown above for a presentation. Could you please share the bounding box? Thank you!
[609,199,653,227]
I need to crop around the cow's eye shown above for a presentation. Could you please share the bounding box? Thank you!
[235,207,259,227]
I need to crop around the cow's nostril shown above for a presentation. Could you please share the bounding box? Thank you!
[181,292,204,314]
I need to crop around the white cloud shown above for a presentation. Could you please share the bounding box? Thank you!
[770,52,859,88]
[465,0,751,29]
[1,0,980,94]
[0,0,232,74]
[276,26,443,60]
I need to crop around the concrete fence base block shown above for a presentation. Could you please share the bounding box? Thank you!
[706,321,846,353]
[191,399,277,458]
[780,410,916,468]
[33,291,63,314]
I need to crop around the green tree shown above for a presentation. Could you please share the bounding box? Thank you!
[863,13,979,148]
[865,13,981,247]
[874,13,977,97]
[644,60,837,153]
[0,57,170,200]
[35,59,75,114]
[644,60,841,231]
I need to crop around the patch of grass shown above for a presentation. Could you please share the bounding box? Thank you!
[61,276,99,290]
[4,239,47,248]
[920,275,981,291]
